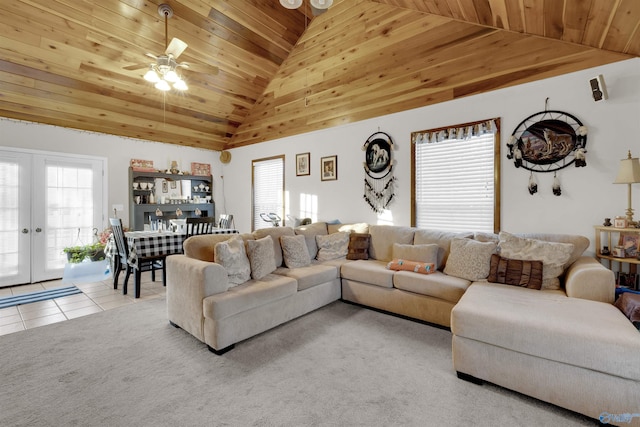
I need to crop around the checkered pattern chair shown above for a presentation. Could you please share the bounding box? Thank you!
[109,218,166,298]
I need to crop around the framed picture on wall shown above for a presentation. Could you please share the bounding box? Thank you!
[296,153,310,176]
[321,155,337,181]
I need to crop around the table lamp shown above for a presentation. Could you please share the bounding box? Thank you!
[614,150,640,227]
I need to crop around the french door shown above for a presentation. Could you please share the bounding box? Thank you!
[0,149,105,287]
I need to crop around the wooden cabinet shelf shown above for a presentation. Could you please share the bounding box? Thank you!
[129,167,214,230]
[594,225,640,290]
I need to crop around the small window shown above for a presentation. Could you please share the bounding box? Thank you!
[412,119,500,233]
[252,156,284,231]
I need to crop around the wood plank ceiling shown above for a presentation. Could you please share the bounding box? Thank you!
[0,0,637,151]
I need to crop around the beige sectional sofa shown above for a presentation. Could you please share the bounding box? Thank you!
[166,222,640,424]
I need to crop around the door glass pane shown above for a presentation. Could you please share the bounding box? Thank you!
[0,161,20,276]
[46,163,96,270]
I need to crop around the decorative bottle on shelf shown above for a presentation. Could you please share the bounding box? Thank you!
[149,192,156,204]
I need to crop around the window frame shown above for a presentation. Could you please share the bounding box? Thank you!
[411,118,501,233]
[251,155,285,232]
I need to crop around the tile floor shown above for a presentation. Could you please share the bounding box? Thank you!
[0,271,166,337]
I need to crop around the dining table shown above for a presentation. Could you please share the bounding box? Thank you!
[105,228,239,298]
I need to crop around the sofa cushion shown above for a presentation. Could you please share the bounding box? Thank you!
[368,225,415,262]
[341,259,395,288]
[488,254,543,290]
[281,235,311,268]
[203,274,297,321]
[393,271,471,303]
[392,243,438,264]
[294,222,328,259]
[275,264,339,291]
[498,231,574,290]
[247,236,277,280]
[451,282,640,381]
[387,259,436,274]
[316,232,350,261]
[184,234,241,262]
[213,235,251,285]
[444,238,497,281]
[347,233,371,260]
[328,222,369,234]
[253,227,295,267]
[413,229,474,270]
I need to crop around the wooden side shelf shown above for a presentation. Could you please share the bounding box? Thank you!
[594,225,640,290]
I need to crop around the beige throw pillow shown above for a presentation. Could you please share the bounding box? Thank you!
[444,237,497,281]
[214,235,251,285]
[246,236,277,280]
[498,231,574,290]
[316,232,350,261]
[281,235,311,268]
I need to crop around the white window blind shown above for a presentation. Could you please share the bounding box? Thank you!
[252,156,284,231]
[414,122,497,233]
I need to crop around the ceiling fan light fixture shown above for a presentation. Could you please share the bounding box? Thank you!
[143,67,160,83]
[164,69,179,82]
[279,0,303,9]
[173,79,188,91]
[310,0,333,9]
[155,79,171,91]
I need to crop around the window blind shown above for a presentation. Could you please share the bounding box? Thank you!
[252,156,284,231]
[415,132,495,233]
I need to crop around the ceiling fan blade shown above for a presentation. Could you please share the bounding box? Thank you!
[145,52,158,60]
[123,63,150,71]
[166,37,188,59]
[179,62,219,75]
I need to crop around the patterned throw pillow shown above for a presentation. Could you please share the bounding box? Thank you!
[487,254,543,290]
[280,235,311,268]
[386,259,436,274]
[214,235,251,285]
[443,237,497,281]
[246,236,277,280]
[498,231,574,290]
[316,232,350,261]
[347,233,371,260]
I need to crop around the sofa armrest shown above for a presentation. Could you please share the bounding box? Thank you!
[166,255,230,342]
[563,256,615,304]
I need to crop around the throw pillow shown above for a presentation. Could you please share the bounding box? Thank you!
[246,236,277,280]
[214,235,251,285]
[252,227,295,267]
[498,231,574,290]
[347,233,371,260]
[294,222,328,259]
[280,235,311,268]
[392,243,438,265]
[387,259,436,274]
[487,254,543,290]
[443,237,497,281]
[316,232,350,261]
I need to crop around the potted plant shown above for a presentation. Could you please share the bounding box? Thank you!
[63,245,89,263]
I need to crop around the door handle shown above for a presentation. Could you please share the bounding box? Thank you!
[22,228,29,234]
[35,227,42,232]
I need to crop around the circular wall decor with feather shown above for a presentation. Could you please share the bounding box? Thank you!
[362,131,396,212]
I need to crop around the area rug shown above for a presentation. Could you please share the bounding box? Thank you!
[0,299,596,426]
[0,285,81,309]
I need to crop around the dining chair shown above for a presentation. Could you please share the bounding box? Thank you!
[109,218,166,297]
[218,214,234,229]
[185,216,216,239]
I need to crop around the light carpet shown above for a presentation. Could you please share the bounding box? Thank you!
[0,299,596,426]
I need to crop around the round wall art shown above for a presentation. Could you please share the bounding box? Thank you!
[362,131,396,213]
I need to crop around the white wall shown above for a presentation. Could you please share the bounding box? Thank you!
[0,120,223,229]
[224,58,640,254]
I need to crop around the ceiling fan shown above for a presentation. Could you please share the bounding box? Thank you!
[124,4,218,91]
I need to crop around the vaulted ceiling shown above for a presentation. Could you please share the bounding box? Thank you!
[0,0,638,152]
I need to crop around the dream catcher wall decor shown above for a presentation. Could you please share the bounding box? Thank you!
[363,131,396,213]
[507,100,587,196]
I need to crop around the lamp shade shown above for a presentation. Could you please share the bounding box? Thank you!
[614,151,640,184]
[310,0,333,9]
[280,0,303,9]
